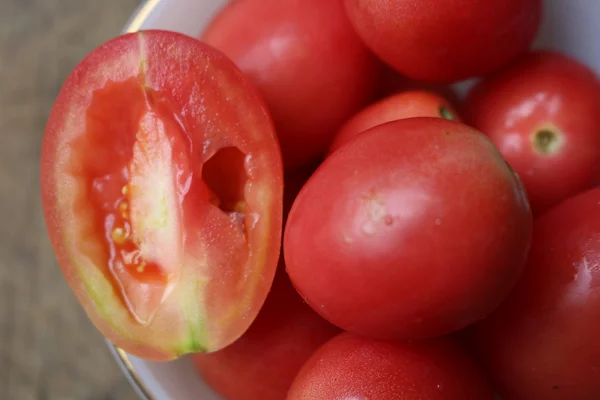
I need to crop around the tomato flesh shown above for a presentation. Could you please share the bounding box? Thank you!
[40,31,283,360]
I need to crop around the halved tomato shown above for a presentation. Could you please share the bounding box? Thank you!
[40,30,283,360]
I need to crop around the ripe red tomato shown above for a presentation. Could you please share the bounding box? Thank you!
[463,51,600,215]
[344,0,542,83]
[192,269,340,400]
[470,188,600,400]
[284,118,532,340]
[202,0,380,168]
[377,66,460,105]
[287,332,495,400]
[329,90,460,153]
[40,31,283,360]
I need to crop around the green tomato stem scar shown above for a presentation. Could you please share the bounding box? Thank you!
[531,126,563,155]
[439,106,455,121]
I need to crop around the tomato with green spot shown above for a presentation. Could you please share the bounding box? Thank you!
[463,51,600,215]
[40,30,283,360]
[329,90,460,154]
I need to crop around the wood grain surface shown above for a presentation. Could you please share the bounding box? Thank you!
[0,1,143,399]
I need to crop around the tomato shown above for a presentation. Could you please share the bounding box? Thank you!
[463,51,600,215]
[344,0,542,83]
[470,188,600,400]
[40,31,283,360]
[329,90,460,153]
[193,267,340,400]
[287,332,495,400]
[202,0,380,168]
[284,118,532,340]
[377,66,460,106]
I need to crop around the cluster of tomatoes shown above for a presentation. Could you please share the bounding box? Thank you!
[41,0,600,399]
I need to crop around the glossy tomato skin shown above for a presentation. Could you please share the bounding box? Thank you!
[202,0,380,168]
[470,188,600,400]
[377,66,460,106]
[287,332,494,400]
[40,31,283,360]
[463,51,600,215]
[284,118,532,340]
[329,90,460,153]
[344,0,541,83]
[193,267,340,400]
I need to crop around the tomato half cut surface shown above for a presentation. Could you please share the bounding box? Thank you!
[40,30,283,361]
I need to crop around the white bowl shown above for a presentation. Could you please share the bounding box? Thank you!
[110,0,600,399]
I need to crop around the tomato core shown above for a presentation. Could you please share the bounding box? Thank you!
[532,127,562,155]
[72,76,201,322]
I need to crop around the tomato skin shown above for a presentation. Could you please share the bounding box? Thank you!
[284,118,532,340]
[470,188,600,400]
[40,31,283,360]
[329,90,460,153]
[193,269,340,400]
[202,0,380,168]
[463,51,600,215]
[377,67,460,106]
[287,332,494,400]
[344,0,541,83]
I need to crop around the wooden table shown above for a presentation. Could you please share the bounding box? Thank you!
[0,1,142,398]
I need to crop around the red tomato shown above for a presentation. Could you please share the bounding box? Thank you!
[329,90,460,153]
[40,31,283,360]
[344,0,542,83]
[463,51,600,215]
[377,66,460,105]
[202,0,380,168]
[287,332,495,400]
[284,118,532,340]
[470,188,600,400]
[193,269,340,400]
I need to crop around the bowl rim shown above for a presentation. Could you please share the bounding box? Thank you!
[110,1,164,399]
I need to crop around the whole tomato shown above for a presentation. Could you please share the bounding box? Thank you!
[471,188,600,400]
[193,269,340,400]
[287,332,495,400]
[377,66,460,105]
[344,0,541,83]
[329,90,460,153]
[284,118,533,340]
[463,51,600,215]
[202,0,380,168]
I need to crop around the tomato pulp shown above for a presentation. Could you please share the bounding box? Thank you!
[285,118,532,340]
[40,31,283,360]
